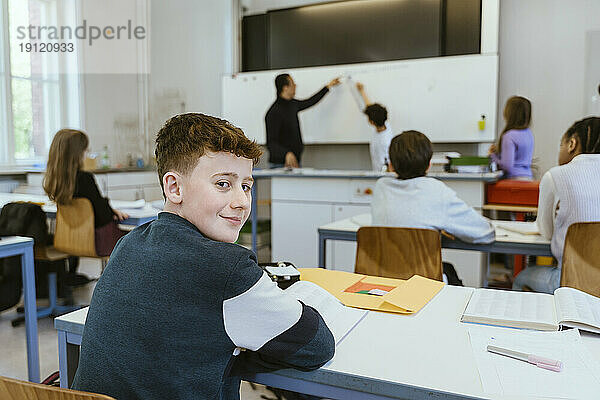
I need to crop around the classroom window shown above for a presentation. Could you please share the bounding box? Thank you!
[0,0,79,165]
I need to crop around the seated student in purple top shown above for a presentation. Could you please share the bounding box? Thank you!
[488,96,534,179]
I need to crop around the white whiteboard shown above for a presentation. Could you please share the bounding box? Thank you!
[222,54,498,144]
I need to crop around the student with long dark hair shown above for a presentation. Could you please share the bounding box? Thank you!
[513,117,600,293]
[43,129,128,256]
[489,96,534,179]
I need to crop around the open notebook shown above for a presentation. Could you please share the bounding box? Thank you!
[285,281,369,345]
[461,287,600,333]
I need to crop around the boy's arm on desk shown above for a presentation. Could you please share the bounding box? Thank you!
[223,253,335,373]
[442,187,495,244]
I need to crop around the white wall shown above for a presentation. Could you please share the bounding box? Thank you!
[148,0,233,136]
[81,74,141,159]
[80,0,234,166]
[78,0,148,166]
[498,0,600,177]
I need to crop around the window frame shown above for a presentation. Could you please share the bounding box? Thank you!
[0,0,81,166]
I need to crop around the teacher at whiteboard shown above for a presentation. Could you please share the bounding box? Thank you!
[265,74,341,168]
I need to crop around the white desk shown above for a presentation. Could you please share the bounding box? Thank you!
[318,214,552,286]
[0,192,159,226]
[54,286,600,398]
[0,236,38,382]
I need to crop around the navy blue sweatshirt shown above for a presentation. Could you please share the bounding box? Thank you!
[72,212,334,399]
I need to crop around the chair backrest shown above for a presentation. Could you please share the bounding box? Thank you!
[54,198,98,258]
[560,222,600,296]
[0,375,115,400]
[355,226,443,281]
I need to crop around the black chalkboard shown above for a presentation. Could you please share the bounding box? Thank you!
[241,0,481,72]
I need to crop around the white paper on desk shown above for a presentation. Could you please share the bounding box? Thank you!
[119,204,159,219]
[109,199,145,209]
[468,327,600,399]
[285,281,368,345]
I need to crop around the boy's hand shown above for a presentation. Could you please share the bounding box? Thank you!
[113,209,129,221]
[356,82,364,92]
[284,152,299,168]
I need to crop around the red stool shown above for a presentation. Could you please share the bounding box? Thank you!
[486,180,540,276]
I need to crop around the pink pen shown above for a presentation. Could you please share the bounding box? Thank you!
[487,345,563,372]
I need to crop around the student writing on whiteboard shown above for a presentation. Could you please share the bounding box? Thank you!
[488,96,534,179]
[265,74,341,168]
[513,117,600,294]
[356,82,394,171]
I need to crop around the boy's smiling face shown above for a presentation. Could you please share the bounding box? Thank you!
[165,151,253,243]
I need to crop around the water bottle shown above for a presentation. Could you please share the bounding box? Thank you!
[101,145,110,169]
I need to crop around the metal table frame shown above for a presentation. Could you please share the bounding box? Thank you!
[318,228,553,269]
[0,236,39,382]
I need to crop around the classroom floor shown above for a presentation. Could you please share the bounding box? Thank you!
[0,258,275,399]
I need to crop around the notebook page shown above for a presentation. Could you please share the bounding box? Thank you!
[285,280,368,345]
[555,288,600,334]
[463,289,557,328]
[469,327,600,398]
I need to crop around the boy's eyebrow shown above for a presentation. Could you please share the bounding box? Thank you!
[212,172,238,178]
[212,172,254,182]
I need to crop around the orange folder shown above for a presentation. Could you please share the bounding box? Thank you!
[299,268,444,315]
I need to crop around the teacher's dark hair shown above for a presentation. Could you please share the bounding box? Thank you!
[275,73,291,96]
[388,130,433,180]
[364,103,388,127]
[563,117,600,154]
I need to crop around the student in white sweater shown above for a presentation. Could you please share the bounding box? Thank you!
[356,82,394,171]
[513,117,600,294]
[372,130,495,253]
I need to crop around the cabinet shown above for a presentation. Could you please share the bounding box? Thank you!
[27,171,162,201]
[271,177,375,269]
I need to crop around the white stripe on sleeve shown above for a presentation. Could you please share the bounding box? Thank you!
[223,272,302,351]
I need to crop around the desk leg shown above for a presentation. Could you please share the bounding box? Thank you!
[318,235,326,268]
[58,331,68,388]
[58,331,81,388]
[513,212,526,276]
[251,184,257,254]
[21,247,40,383]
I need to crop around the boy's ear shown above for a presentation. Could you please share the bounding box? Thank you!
[163,171,183,204]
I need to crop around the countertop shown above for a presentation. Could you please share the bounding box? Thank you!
[253,168,503,182]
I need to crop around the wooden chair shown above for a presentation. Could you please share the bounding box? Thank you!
[54,198,108,272]
[0,375,115,400]
[355,226,443,281]
[560,222,600,297]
